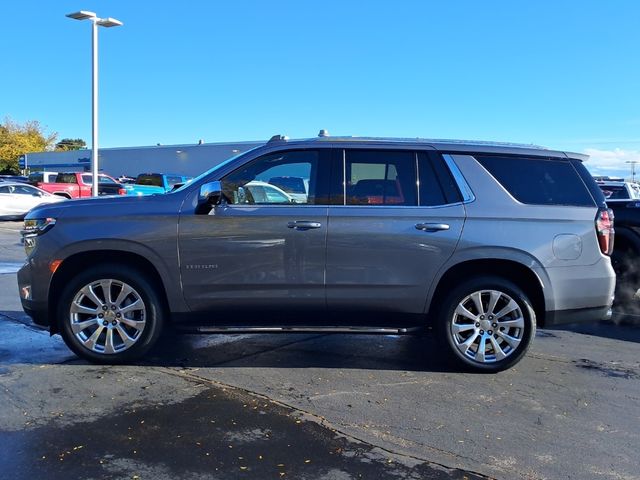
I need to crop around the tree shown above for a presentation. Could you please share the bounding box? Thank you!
[0,118,57,173]
[55,138,87,151]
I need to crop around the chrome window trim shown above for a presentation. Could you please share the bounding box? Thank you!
[442,154,475,203]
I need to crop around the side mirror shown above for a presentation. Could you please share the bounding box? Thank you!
[199,181,223,206]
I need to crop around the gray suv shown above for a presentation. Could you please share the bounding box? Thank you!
[17,134,616,372]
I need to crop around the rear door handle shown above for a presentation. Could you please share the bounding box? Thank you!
[287,221,322,230]
[415,223,450,232]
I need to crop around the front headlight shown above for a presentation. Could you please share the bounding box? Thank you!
[22,217,57,236]
[22,218,56,256]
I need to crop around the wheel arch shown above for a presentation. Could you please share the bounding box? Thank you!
[428,258,547,327]
[48,250,171,334]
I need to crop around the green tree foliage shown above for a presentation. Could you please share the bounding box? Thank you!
[0,118,57,173]
[55,138,87,151]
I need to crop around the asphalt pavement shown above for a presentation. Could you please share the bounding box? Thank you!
[0,220,639,480]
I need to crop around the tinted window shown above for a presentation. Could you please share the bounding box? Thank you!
[136,175,163,187]
[223,150,318,205]
[417,152,450,206]
[0,186,9,193]
[476,155,595,207]
[345,150,417,206]
[57,173,78,184]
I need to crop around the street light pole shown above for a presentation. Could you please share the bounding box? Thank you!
[626,160,638,183]
[66,11,123,197]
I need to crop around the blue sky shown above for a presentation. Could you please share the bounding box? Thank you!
[2,1,640,177]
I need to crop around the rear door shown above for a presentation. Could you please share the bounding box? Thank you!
[326,148,466,315]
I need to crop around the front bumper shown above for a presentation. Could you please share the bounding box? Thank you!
[17,262,51,329]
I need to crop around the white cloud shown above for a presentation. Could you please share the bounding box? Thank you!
[582,148,640,178]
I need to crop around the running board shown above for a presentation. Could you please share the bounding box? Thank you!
[175,325,422,335]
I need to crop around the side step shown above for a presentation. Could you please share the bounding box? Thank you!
[174,325,423,335]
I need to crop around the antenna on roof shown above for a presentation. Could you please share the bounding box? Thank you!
[268,134,289,143]
[318,129,329,137]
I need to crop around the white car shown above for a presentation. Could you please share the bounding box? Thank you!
[244,181,295,203]
[0,183,66,220]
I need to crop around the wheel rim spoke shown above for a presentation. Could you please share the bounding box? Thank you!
[119,317,146,332]
[494,299,519,320]
[497,316,525,329]
[475,336,487,362]
[115,324,137,347]
[99,280,113,305]
[454,304,477,322]
[71,303,100,316]
[452,322,475,335]
[120,299,143,315]
[103,329,116,354]
[71,318,98,334]
[83,325,105,351]
[470,291,484,315]
[113,284,134,308]
[496,330,521,349]
[80,285,102,308]
[486,290,501,316]
[489,335,507,361]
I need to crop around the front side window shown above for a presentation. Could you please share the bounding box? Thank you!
[222,150,318,205]
[345,150,417,206]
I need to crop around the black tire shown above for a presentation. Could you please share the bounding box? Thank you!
[435,276,536,373]
[58,264,165,364]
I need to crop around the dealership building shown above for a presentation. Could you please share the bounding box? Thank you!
[22,140,264,178]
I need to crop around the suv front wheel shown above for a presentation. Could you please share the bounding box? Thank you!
[58,265,165,364]
[437,276,536,372]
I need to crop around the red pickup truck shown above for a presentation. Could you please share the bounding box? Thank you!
[31,172,126,198]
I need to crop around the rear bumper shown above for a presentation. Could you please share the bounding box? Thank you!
[544,304,613,327]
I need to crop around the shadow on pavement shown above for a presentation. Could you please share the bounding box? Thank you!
[145,330,468,373]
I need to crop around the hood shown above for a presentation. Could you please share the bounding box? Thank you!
[25,192,181,220]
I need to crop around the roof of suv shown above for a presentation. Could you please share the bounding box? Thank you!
[266,134,588,161]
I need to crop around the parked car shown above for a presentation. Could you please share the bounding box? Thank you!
[0,175,29,183]
[267,176,308,203]
[598,197,640,310]
[597,180,640,202]
[124,173,192,196]
[28,171,58,185]
[31,172,126,198]
[0,183,65,220]
[244,180,294,203]
[18,133,615,372]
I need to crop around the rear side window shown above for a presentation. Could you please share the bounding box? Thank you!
[345,150,417,206]
[57,173,78,184]
[475,155,595,207]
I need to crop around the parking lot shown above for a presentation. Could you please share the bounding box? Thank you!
[0,221,639,479]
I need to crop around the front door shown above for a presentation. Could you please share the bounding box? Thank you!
[178,149,331,321]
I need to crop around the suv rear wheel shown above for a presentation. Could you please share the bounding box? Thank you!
[58,265,164,364]
[437,276,536,372]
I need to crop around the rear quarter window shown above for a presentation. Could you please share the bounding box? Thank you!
[475,155,596,207]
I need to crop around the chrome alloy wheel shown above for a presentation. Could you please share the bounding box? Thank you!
[450,289,525,364]
[69,279,147,354]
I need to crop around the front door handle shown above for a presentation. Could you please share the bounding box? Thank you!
[415,223,450,232]
[287,221,322,231]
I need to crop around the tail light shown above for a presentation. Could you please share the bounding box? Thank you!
[118,188,127,195]
[595,208,614,255]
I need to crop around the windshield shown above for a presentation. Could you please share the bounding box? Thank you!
[170,146,262,193]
